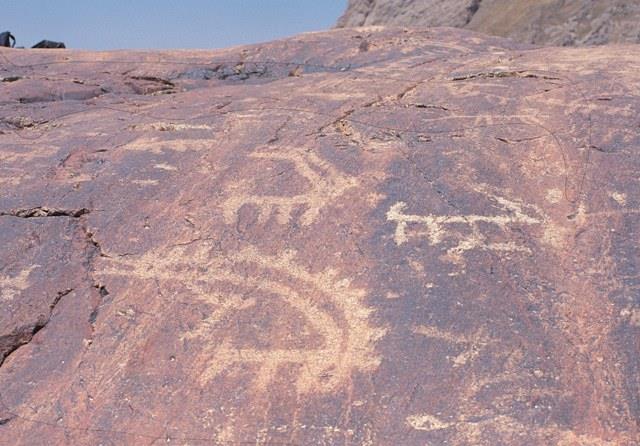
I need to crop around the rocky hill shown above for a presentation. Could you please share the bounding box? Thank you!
[1,27,639,445]
[336,0,640,46]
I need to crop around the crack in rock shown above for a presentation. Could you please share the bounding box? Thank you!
[129,75,175,87]
[0,416,14,425]
[78,218,110,334]
[0,207,90,218]
[0,76,21,83]
[88,285,110,327]
[0,116,49,130]
[451,71,561,81]
[0,289,73,368]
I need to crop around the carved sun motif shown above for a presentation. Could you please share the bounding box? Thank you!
[101,243,384,394]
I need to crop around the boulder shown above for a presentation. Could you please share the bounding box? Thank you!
[1,27,639,445]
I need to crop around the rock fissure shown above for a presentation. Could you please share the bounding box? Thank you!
[0,207,90,219]
[78,220,110,333]
[129,75,175,87]
[0,288,73,368]
[0,415,14,425]
[451,71,561,81]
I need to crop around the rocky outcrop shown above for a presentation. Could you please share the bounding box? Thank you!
[336,0,481,29]
[337,0,640,46]
[1,27,639,445]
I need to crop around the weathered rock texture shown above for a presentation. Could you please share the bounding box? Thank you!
[1,27,640,445]
[337,0,640,46]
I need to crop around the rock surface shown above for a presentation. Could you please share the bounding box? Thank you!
[336,0,640,46]
[1,27,640,445]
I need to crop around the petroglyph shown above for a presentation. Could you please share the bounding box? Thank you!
[223,148,358,226]
[120,136,215,153]
[413,325,472,344]
[0,266,38,301]
[0,176,24,186]
[403,332,630,443]
[130,122,218,132]
[131,179,160,186]
[100,243,384,394]
[406,412,622,445]
[0,145,59,164]
[387,188,542,258]
[620,307,640,327]
[413,325,490,367]
[610,191,627,206]
[153,163,178,171]
[406,413,452,431]
[545,188,563,204]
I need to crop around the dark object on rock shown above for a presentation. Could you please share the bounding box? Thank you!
[31,40,66,49]
[0,31,15,47]
[0,28,639,445]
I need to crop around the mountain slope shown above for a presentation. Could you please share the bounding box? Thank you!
[336,0,640,46]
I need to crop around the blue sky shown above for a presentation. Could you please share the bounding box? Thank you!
[2,0,346,50]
